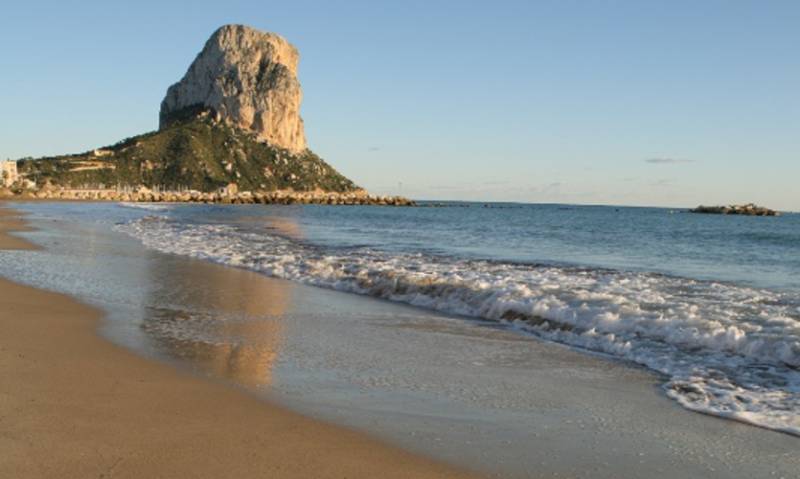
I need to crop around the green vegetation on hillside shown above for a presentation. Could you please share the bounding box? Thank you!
[18,114,358,192]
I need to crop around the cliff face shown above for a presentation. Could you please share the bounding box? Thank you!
[160,25,307,154]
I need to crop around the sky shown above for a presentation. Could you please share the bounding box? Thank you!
[1,1,798,209]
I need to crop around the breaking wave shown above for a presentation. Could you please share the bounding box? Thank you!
[116,216,800,436]
[118,202,173,212]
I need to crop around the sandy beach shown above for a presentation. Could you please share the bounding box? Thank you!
[2,201,798,479]
[0,206,477,479]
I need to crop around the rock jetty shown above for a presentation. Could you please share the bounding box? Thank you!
[690,203,779,216]
[0,186,415,206]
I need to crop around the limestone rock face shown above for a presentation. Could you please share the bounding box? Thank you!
[160,24,307,153]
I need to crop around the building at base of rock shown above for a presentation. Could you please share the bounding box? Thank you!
[1,160,18,187]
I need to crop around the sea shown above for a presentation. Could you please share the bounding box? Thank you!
[113,201,800,435]
[2,200,799,476]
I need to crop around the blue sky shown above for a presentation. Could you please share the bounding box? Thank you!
[1,1,798,209]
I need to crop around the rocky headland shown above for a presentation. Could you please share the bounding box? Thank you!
[8,25,412,206]
[690,203,780,216]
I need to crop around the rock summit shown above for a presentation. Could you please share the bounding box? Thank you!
[160,25,307,153]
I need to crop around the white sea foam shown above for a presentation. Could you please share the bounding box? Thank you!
[118,202,172,212]
[116,217,800,436]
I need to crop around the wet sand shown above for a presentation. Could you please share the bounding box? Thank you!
[0,207,477,479]
[0,208,39,250]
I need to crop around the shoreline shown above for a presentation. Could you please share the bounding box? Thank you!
[4,201,799,478]
[0,205,477,478]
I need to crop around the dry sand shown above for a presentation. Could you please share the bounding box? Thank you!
[0,206,478,479]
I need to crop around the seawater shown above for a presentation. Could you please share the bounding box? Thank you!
[13,201,800,436]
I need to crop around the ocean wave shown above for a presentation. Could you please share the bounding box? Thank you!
[115,216,800,436]
[118,202,173,212]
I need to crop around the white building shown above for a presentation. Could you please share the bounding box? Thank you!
[1,160,18,187]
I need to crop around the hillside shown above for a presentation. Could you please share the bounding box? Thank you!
[18,113,358,193]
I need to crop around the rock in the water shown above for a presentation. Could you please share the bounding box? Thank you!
[160,24,307,153]
[690,203,779,216]
[15,24,414,206]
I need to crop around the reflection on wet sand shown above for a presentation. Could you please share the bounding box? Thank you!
[142,254,294,388]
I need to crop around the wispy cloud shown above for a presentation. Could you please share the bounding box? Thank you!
[367,146,381,152]
[528,182,564,194]
[650,178,675,187]
[644,157,695,165]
